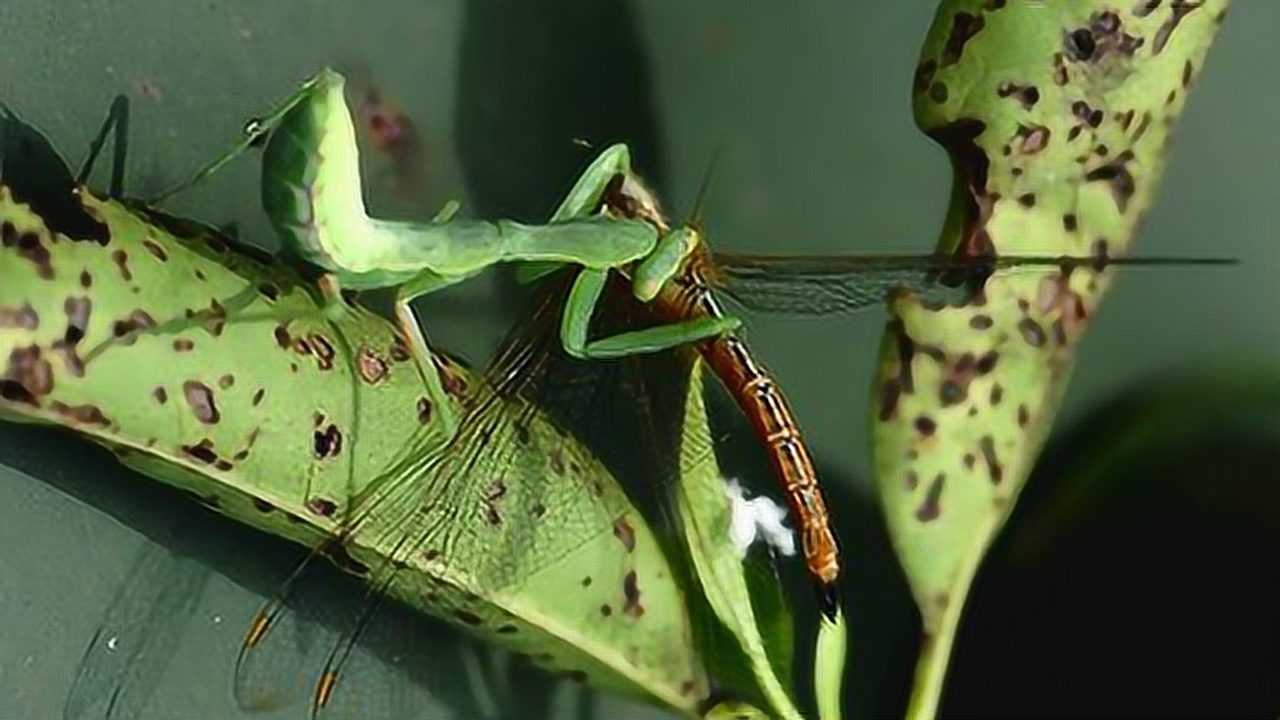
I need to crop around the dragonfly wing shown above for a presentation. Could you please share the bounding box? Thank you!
[711,253,971,317]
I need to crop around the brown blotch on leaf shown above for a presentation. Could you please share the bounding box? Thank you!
[152,387,167,405]
[939,380,965,407]
[111,309,157,345]
[916,474,945,522]
[3,345,53,404]
[1085,150,1136,213]
[1063,213,1079,232]
[416,397,432,424]
[1154,0,1202,55]
[1018,193,1036,208]
[914,415,937,436]
[1018,318,1047,347]
[976,351,999,375]
[622,570,644,618]
[252,388,265,407]
[1135,0,1163,18]
[979,435,1004,484]
[142,239,168,262]
[49,401,109,426]
[1018,404,1031,427]
[929,82,949,104]
[613,517,636,553]
[600,604,613,617]
[309,334,336,370]
[273,325,291,349]
[454,610,483,626]
[79,270,92,288]
[8,230,54,280]
[1072,100,1105,128]
[879,380,902,421]
[306,497,338,517]
[990,383,1004,406]
[1014,123,1051,154]
[358,347,389,384]
[969,314,993,330]
[942,12,985,66]
[173,338,194,352]
[0,303,38,330]
[913,59,938,93]
[1182,60,1194,87]
[996,82,1040,110]
[904,470,919,491]
[182,439,218,465]
[218,374,234,389]
[183,381,220,424]
[110,249,132,281]
[964,453,976,470]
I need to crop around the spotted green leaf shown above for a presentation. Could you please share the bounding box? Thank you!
[869,2,1232,716]
[0,114,710,714]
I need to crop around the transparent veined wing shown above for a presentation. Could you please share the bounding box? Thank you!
[710,252,1237,317]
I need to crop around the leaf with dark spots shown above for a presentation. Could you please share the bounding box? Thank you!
[1135,0,1163,17]
[273,325,291,349]
[172,338,194,352]
[915,474,945,522]
[613,517,636,553]
[416,396,432,424]
[880,380,902,421]
[969,314,993,330]
[1017,404,1031,427]
[152,387,167,404]
[0,108,109,243]
[929,82,949,104]
[454,610,483,626]
[182,381,220,424]
[621,570,644,618]
[309,333,336,370]
[990,383,1004,406]
[79,270,92,288]
[0,302,38,329]
[914,59,938,93]
[251,388,265,406]
[1014,123,1051,154]
[1067,28,1097,61]
[892,320,917,393]
[253,498,274,513]
[942,12,985,66]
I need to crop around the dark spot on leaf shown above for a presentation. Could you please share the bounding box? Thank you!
[581,576,592,587]
[273,325,291,349]
[1067,28,1096,61]
[880,379,902,421]
[976,351,999,375]
[152,387,167,404]
[613,517,636,553]
[1182,60,1194,87]
[1018,318,1047,347]
[182,439,218,465]
[969,314,993,330]
[496,624,517,634]
[531,502,546,518]
[111,309,156,344]
[940,380,965,407]
[454,610,482,626]
[1085,150,1136,213]
[306,497,338,517]
[110,249,131,281]
[217,374,234,389]
[1154,1,1203,55]
[1014,123,1051,154]
[1018,404,1031,427]
[913,59,938,93]
[416,397,432,424]
[182,381,220,424]
[309,334,336,370]
[257,283,279,301]
[600,604,612,617]
[1063,214,1079,232]
[313,423,343,459]
[990,383,1004,406]
[79,270,92,288]
[173,338,194,352]
[252,388,265,407]
[942,12,985,66]
[9,230,53,280]
[964,453,976,469]
[997,82,1040,110]
[142,239,168,262]
[980,435,1003,484]
[1018,193,1036,208]
[1134,0,1162,18]
[622,571,644,618]
[904,470,919,491]
[358,347,388,384]
[916,474,945,522]
[49,401,109,426]
[915,416,937,436]
[929,82,949,104]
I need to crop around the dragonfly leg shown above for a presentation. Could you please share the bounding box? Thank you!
[560,267,740,360]
[77,95,130,198]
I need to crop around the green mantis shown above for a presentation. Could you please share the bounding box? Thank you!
[164,69,741,437]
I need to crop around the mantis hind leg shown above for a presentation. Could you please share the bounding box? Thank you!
[77,95,129,198]
[391,272,472,437]
[560,267,740,360]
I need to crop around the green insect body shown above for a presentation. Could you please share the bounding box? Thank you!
[869,1,1231,715]
[0,147,712,711]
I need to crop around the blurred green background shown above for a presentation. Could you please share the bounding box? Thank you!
[0,2,1275,718]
